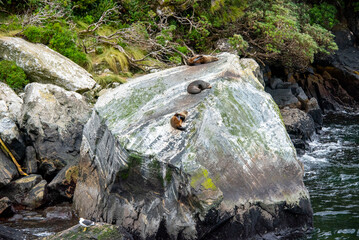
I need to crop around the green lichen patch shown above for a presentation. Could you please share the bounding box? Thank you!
[191,168,217,191]
[99,78,166,130]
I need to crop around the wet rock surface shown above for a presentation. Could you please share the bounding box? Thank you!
[74,53,312,239]
[0,224,25,240]
[42,222,133,240]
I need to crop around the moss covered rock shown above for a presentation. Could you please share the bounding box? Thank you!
[74,53,312,239]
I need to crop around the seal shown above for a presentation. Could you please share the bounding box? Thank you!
[170,111,188,131]
[187,55,219,66]
[187,80,212,94]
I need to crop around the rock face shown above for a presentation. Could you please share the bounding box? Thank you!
[0,82,26,162]
[19,83,91,180]
[0,82,23,121]
[0,37,97,92]
[74,53,312,239]
[0,150,18,188]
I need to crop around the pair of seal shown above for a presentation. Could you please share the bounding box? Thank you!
[187,55,219,66]
[170,111,188,131]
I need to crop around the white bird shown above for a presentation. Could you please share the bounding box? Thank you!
[79,218,95,232]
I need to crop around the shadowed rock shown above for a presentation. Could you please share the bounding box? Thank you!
[19,83,91,180]
[74,53,312,239]
[0,150,18,188]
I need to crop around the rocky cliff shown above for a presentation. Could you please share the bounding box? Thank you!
[74,53,312,239]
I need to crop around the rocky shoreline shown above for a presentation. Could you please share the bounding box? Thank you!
[0,36,357,239]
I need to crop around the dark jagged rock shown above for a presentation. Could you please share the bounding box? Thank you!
[0,149,18,188]
[305,98,323,131]
[0,224,25,240]
[25,146,38,174]
[280,107,316,152]
[0,197,14,217]
[48,161,78,202]
[0,174,42,204]
[74,53,312,239]
[266,88,300,108]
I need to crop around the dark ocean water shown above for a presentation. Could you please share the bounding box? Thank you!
[300,112,359,239]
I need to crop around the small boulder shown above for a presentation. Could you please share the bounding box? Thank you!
[280,107,316,152]
[0,174,42,204]
[23,179,47,209]
[269,77,283,89]
[48,162,79,201]
[266,88,300,108]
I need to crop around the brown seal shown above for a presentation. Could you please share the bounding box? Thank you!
[170,111,188,131]
[187,55,219,66]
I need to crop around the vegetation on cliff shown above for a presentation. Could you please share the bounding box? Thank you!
[0,0,342,87]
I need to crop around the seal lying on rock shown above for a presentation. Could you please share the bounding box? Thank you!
[187,80,212,94]
[170,111,188,131]
[187,55,218,66]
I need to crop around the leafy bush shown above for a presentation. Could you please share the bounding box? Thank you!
[23,23,88,67]
[0,60,29,90]
[239,0,337,69]
[228,34,248,55]
[309,3,338,29]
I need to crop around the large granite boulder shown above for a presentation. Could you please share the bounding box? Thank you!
[19,83,91,180]
[74,53,312,239]
[0,37,96,92]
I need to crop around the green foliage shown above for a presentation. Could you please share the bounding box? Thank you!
[242,0,337,68]
[156,25,176,46]
[353,2,359,12]
[0,60,29,90]
[228,34,248,55]
[309,3,338,30]
[94,74,126,88]
[185,15,211,51]
[23,23,88,67]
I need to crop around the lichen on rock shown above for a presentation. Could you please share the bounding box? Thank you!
[74,53,312,239]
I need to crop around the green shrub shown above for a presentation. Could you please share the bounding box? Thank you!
[309,3,338,30]
[228,34,248,55]
[240,0,337,68]
[23,23,89,67]
[0,60,29,90]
